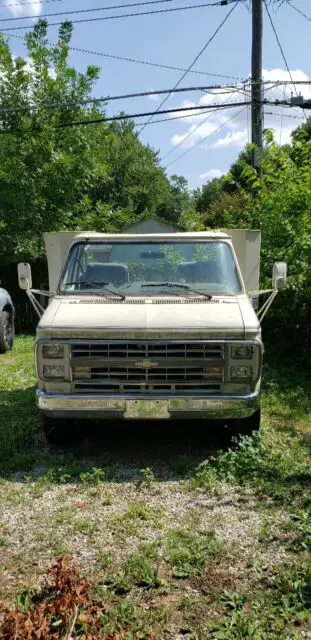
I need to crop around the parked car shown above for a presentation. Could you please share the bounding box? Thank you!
[0,287,15,352]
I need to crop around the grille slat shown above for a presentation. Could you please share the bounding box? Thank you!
[71,342,224,360]
[71,341,224,394]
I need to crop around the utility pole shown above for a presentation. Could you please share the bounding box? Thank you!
[251,0,263,169]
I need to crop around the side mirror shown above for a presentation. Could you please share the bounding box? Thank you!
[18,263,32,290]
[272,262,287,291]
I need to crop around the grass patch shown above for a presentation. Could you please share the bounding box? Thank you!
[0,336,38,472]
[110,502,164,539]
[208,559,311,639]
[165,529,221,579]
[190,428,311,508]
[1,339,311,638]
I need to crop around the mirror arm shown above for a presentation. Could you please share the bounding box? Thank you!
[250,289,274,297]
[26,291,45,318]
[31,289,55,298]
[258,290,278,323]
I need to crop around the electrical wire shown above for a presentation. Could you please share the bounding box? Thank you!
[60,101,251,127]
[285,0,311,23]
[0,83,247,114]
[264,0,300,99]
[164,106,246,168]
[138,0,240,134]
[0,101,251,134]
[6,32,244,81]
[0,1,231,31]
[138,106,226,124]
[265,110,304,120]
[0,0,179,23]
[1,0,64,7]
[161,87,239,161]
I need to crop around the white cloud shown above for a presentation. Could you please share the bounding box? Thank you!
[3,0,42,18]
[168,67,310,153]
[199,169,224,181]
[211,129,248,149]
[147,89,160,102]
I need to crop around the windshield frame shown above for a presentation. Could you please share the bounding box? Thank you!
[57,239,245,296]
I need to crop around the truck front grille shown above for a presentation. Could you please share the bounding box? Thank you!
[71,341,224,361]
[71,341,224,394]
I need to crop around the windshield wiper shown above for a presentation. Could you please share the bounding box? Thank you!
[141,282,212,300]
[63,281,126,300]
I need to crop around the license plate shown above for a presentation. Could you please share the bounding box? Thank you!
[125,400,170,419]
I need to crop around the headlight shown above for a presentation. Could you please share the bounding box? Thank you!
[43,365,65,379]
[42,344,65,359]
[231,345,253,360]
[230,365,253,380]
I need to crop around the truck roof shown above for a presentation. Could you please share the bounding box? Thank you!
[72,231,231,242]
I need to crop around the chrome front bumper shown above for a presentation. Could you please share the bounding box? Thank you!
[37,390,260,420]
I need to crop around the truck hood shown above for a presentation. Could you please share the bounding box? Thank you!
[37,295,260,340]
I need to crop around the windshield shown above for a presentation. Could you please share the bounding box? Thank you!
[59,240,243,296]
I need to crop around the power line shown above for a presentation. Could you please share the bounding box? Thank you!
[60,101,250,127]
[0,1,230,31]
[0,101,251,134]
[265,110,304,120]
[7,32,244,81]
[138,0,240,134]
[138,106,228,125]
[0,82,245,113]
[264,0,299,99]
[146,105,233,124]
[1,0,64,7]
[165,106,246,167]
[161,88,238,161]
[0,100,303,134]
[0,0,178,23]
[285,0,311,23]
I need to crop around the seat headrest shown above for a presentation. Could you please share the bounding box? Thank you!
[82,263,129,286]
[176,261,222,283]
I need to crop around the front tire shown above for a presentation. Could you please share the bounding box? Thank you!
[0,310,14,353]
[42,415,73,446]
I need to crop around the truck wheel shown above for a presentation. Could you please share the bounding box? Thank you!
[232,409,261,437]
[42,415,72,446]
[0,311,14,353]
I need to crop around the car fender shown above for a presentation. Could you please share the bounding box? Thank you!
[0,288,15,316]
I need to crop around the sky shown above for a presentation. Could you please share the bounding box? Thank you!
[2,0,311,188]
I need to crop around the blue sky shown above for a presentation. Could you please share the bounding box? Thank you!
[3,0,311,188]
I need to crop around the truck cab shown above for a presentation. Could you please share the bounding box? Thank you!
[18,230,286,443]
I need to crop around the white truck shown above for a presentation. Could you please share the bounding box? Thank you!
[18,229,286,443]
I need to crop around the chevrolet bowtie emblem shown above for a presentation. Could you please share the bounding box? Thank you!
[134,360,158,369]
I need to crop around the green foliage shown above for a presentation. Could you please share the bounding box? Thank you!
[0,21,195,270]
[165,529,221,578]
[79,466,106,486]
[134,466,156,490]
[191,425,311,508]
[189,126,311,363]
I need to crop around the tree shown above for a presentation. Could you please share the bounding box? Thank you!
[0,21,102,262]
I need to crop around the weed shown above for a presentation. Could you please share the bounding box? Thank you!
[124,552,162,588]
[134,466,156,490]
[79,466,106,486]
[0,557,101,639]
[110,502,164,538]
[165,528,221,578]
[190,428,311,508]
[189,461,221,494]
[74,517,98,536]
[209,610,265,639]
[100,597,152,638]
